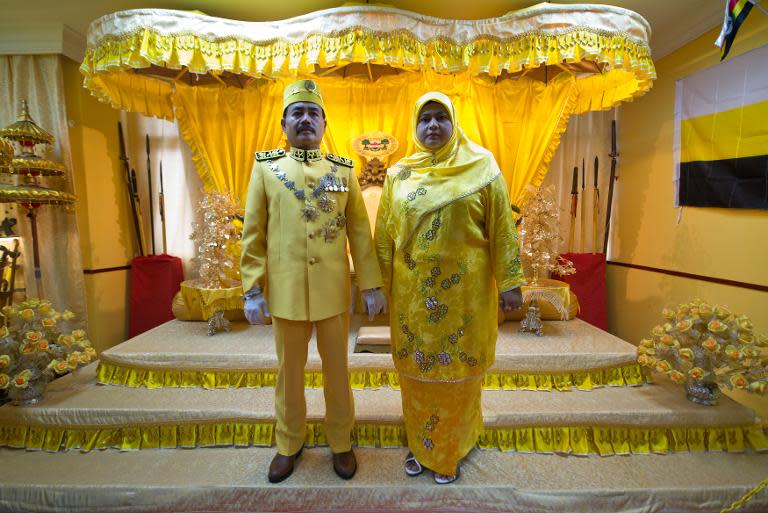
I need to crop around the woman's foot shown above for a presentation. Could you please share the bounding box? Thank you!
[433,470,459,484]
[404,452,423,476]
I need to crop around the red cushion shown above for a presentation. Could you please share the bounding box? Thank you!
[558,253,608,331]
[129,255,184,337]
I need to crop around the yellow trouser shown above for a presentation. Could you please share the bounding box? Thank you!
[273,313,353,455]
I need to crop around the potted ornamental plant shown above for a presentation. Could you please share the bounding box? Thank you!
[0,299,95,405]
[637,299,767,405]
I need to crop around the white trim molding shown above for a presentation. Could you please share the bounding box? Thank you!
[0,22,85,61]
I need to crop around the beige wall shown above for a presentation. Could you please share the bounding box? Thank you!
[62,56,132,353]
[608,15,768,414]
[609,13,768,342]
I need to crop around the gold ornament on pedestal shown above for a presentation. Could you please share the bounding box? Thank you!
[182,190,244,335]
[0,101,76,300]
[637,299,767,405]
[517,184,575,336]
[189,190,242,289]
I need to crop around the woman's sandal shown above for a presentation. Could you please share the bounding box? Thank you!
[433,469,459,484]
[404,452,423,476]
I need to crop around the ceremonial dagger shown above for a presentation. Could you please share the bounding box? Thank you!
[568,165,578,253]
[592,156,600,254]
[146,134,155,255]
[118,122,144,256]
[579,157,586,253]
[603,119,618,254]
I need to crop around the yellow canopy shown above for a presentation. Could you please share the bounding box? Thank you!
[80,4,655,203]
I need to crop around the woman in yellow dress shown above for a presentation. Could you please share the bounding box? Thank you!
[375,91,525,483]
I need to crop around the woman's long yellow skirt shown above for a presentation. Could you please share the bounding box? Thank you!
[399,374,483,476]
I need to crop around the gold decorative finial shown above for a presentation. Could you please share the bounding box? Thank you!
[18,99,31,121]
[0,99,55,145]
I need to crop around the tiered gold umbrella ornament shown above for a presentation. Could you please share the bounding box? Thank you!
[0,101,76,299]
[517,184,576,336]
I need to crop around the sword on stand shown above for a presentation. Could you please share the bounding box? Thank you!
[579,157,586,253]
[118,122,145,256]
[568,165,578,253]
[159,161,168,254]
[146,134,155,255]
[130,167,147,257]
[592,156,600,253]
[603,119,619,254]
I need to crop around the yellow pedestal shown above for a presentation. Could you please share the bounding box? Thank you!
[501,278,579,322]
[172,281,248,322]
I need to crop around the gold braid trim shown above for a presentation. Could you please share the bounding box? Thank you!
[720,478,768,513]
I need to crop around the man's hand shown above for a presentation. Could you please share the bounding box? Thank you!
[362,288,387,320]
[499,287,523,313]
[244,287,270,324]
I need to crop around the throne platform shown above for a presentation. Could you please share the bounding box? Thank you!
[0,317,765,513]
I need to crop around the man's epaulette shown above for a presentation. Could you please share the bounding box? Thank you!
[326,153,354,168]
[254,148,285,161]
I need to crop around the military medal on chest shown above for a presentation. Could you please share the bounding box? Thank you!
[258,150,354,237]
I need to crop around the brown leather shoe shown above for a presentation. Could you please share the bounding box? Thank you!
[268,448,302,483]
[332,449,357,479]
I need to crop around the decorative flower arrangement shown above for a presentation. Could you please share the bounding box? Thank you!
[0,299,95,405]
[189,190,243,289]
[637,299,767,405]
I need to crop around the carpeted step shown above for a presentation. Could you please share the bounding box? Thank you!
[97,318,648,391]
[0,446,765,513]
[1,364,764,455]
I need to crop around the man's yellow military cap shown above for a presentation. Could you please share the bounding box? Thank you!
[283,79,324,111]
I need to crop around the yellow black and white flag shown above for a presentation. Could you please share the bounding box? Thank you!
[674,44,768,209]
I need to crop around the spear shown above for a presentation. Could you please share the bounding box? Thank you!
[579,157,586,253]
[603,120,619,254]
[118,122,144,256]
[159,160,168,254]
[592,156,600,253]
[568,165,578,253]
[146,134,155,255]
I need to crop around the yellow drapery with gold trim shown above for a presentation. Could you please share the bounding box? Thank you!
[166,72,578,205]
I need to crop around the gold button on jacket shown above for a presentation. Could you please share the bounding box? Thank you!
[241,151,383,321]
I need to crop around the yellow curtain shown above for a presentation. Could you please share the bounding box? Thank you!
[171,82,286,197]
[170,71,578,205]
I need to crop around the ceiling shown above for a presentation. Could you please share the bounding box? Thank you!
[4,0,724,59]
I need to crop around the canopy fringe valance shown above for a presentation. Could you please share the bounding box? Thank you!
[81,4,655,120]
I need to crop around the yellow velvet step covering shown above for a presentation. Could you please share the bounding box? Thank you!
[97,318,649,390]
[95,360,650,391]
[1,448,767,513]
[1,421,765,455]
[0,364,763,454]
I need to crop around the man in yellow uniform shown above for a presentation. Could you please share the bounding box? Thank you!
[241,79,386,483]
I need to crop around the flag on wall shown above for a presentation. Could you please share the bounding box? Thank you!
[673,44,768,209]
[715,0,755,60]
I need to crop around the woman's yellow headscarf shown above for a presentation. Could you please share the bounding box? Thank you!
[386,91,502,248]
